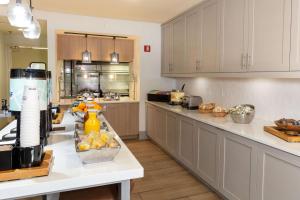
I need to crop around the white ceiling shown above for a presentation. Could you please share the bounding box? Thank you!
[32,0,204,23]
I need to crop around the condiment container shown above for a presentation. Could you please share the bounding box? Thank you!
[0,145,13,171]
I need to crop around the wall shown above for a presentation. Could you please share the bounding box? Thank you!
[176,78,300,121]
[0,8,176,131]
[0,32,7,100]
[11,48,48,68]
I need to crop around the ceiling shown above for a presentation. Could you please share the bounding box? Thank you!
[32,0,205,23]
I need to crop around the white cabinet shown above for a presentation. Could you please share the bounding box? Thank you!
[195,122,220,189]
[178,116,197,169]
[186,8,201,73]
[220,132,257,200]
[256,144,300,200]
[199,0,221,72]
[165,111,179,158]
[290,0,300,71]
[161,24,173,74]
[146,104,156,139]
[171,16,186,73]
[220,0,248,72]
[247,0,291,72]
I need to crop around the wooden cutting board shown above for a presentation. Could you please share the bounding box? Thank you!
[0,150,53,182]
[264,126,300,142]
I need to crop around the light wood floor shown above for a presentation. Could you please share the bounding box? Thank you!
[126,140,221,200]
[24,140,221,200]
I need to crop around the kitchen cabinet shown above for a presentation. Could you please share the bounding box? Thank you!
[165,111,179,158]
[103,102,139,138]
[178,116,197,169]
[220,0,248,72]
[219,132,257,200]
[247,0,291,72]
[57,35,134,62]
[195,122,220,189]
[161,23,173,74]
[291,0,300,71]
[199,0,221,72]
[171,16,186,73]
[57,34,85,60]
[186,8,201,73]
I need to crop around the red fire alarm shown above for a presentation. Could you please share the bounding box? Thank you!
[144,45,151,52]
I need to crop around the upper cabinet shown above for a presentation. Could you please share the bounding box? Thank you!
[162,0,296,76]
[57,34,134,62]
[161,23,173,74]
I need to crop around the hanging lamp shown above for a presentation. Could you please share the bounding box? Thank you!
[23,1,41,39]
[7,0,32,28]
[0,0,9,4]
[110,36,119,64]
[82,34,92,63]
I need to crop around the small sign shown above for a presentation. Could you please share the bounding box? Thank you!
[144,45,151,52]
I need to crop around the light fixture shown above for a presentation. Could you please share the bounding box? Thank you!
[7,0,32,28]
[0,0,9,5]
[23,16,40,39]
[110,36,119,64]
[82,34,92,63]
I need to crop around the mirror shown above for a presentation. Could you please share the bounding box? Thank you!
[0,16,47,105]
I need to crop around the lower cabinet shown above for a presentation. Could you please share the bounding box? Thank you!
[146,103,300,200]
[103,102,139,137]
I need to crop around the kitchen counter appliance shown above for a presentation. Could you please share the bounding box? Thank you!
[169,84,185,105]
[147,90,171,102]
[182,96,203,110]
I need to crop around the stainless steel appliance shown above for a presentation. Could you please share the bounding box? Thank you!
[182,96,203,110]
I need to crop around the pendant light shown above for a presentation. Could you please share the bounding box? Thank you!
[110,37,119,65]
[7,0,32,28]
[82,34,92,63]
[0,0,9,4]
[23,16,40,39]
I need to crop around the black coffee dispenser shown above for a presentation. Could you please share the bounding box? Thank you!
[10,69,48,168]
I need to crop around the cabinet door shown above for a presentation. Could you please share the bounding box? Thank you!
[87,36,102,61]
[290,0,300,71]
[178,117,196,169]
[220,0,248,72]
[220,133,257,200]
[195,122,220,188]
[115,39,134,62]
[57,34,85,60]
[103,104,127,136]
[154,108,166,146]
[146,104,156,139]
[186,8,201,73]
[199,0,221,72]
[172,16,186,73]
[247,0,291,72]
[256,145,300,200]
[127,103,139,136]
[161,23,173,74]
[165,112,179,157]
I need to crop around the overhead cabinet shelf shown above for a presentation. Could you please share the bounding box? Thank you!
[57,34,134,62]
[162,0,299,77]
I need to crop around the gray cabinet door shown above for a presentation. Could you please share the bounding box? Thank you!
[166,111,179,158]
[171,15,186,73]
[186,7,201,73]
[161,23,173,74]
[199,0,221,72]
[247,0,291,72]
[146,104,156,139]
[178,116,197,169]
[220,0,248,72]
[220,132,257,200]
[195,122,220,189]
[256,144,300,200]
[155,108,166,147]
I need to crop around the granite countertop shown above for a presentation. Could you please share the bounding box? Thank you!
[146,101,300,157]
[59,97,139,106]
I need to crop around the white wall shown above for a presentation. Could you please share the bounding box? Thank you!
[176,78,300,121]
[0,8,176,131]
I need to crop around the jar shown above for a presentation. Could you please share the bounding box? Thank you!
[84,110,100,135]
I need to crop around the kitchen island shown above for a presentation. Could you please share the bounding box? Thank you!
[146,101,300,200]
[0,112,143,200]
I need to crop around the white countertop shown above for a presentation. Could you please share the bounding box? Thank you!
[59,97,139,106]
[0,112,143,200]
[147,101,300,157]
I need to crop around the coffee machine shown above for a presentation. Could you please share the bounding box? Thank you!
[10,69,48,167]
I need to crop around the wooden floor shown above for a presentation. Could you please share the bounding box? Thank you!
[23,140,221,200]
[126,140,221,200]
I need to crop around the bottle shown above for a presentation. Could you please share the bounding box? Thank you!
[84,110,100,135]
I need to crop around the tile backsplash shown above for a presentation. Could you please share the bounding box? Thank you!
[176,78,300,121]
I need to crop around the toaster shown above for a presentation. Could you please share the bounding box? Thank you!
[182,96,203,110]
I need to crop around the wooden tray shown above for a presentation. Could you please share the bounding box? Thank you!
[264,126,300,142]
[52,112,64,124]
[0,150,53,182]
